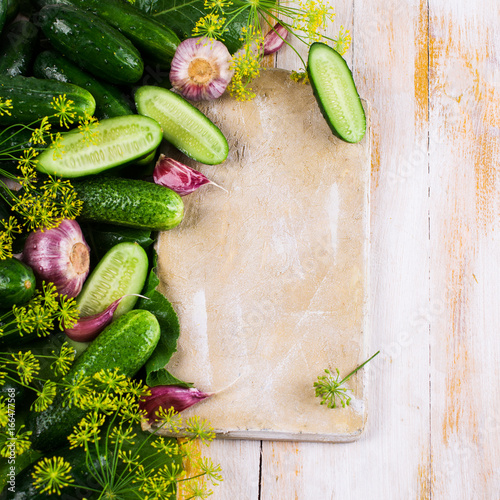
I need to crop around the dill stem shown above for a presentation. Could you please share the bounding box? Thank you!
[339,350,380,385]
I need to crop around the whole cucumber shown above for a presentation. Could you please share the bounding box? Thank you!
[0,20,38,77]
[37,4,144,84]
[0,75,96,126]
[74,177,184,231]
[33,50,134,119]
[27,309,161,452]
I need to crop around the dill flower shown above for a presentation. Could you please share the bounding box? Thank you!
[0,97,13,117]
[32,380,58,412]
[78,114,100,146]
[196,0,351,100]
[50,94,76,129]
[51,342,76,377]
[11,351,40,385]
[32,457,74,495]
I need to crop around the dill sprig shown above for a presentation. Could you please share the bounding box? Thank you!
[28,369,223,499]
[194,0,351,100]
[0,95,98,258]
[0,281,79,340]
[314,351,380,409]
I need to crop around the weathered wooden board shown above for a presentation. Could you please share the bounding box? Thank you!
[156,69,371,442]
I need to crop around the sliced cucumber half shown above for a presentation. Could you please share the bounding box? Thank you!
[76,242,148,318]
[135,85,229,165]
[307,42,366,144]
[36,115,163,178]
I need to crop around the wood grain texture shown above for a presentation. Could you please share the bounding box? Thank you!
[429,0,500,497]
[190,0,500,498]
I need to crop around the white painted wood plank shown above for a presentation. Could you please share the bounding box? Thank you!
[429,0,500,497]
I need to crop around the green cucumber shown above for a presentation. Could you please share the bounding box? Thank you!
[33,50,133,119]
[0,75,96,126]
[74,177,184,231]
[52,0,180,67]
[38,4,144,85]
[307,42,366,144]
[0,20,38,77]
[0,258,36,307]
[135,85,229,165]
[27,309,161,452]
[76,241,148,318]
[36,115,162,178]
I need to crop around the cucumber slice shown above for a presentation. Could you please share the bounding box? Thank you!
[135,85,228,165]
[36,115,163,178]
[76,242,148,318]
[307,42,366,144]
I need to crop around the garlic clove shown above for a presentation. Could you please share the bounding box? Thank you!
[263,22,288,56]
[153,154,223,196]
[64,293,148,342]
[169,36,234,101]
[139,385,212,422]
[22,219,90,298]
[64,297,121,342]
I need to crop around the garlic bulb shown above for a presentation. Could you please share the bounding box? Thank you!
[22,219,90,298]
[169,36,233,101]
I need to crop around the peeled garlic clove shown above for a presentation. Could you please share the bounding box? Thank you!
[153,155,213,196]
[22,219,90,298]
[169,36,233,101]
[263,22,288,56]
[139,385,211,422]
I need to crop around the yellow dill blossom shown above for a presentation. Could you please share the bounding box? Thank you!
[11,351,40,384]
[185,416,215,445]
[193,13,227,40]
[32,380,57,412]
[109,424,136,446]
[41,176,71,198]
[53,294,79,330]
[205,0,232,10]
[293,0,335,42]
[32,457,74,495]
[49,131,65,160]
[229,29,263,101]
[0,98,13,117]
[67,417,96,450]
[63,372,93,408]
[1,216,22,240]
[93,367,128,391]
[0,426,32,458]
[0,232,13,260]
[50,94,76,128]
[50,342,76,377]
[334,25,351,55]
[30,116,52,145]
[78,114,100,146]
[0,398,8,427]
[17,147,39,171]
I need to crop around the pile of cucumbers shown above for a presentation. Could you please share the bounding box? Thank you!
[0,0,232,491]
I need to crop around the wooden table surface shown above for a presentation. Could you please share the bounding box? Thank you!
[193,0,500,498]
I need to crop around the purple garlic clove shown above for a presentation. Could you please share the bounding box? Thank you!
[64,296,124,342]
[263,23,289,56]
[139,385,212,422]
[153,155,214,196]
